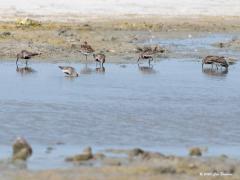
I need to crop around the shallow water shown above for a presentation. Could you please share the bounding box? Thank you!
[0,59,240,169]
[148,33,240,58]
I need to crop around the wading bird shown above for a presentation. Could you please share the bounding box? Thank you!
[16,50,41,66]
[202,55,229,69]
[137,50,154,65]
[80,41,94,61]
[93,53,105,67]
[58,66,79,77]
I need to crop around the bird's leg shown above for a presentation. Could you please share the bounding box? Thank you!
[16,58,19,66]
[151,57,154,63]
[137,57,140,63]
[85,55,88,61]
[26,60,28,67]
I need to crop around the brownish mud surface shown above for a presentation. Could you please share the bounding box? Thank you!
[0,16,240,63]
[1,148,240,180]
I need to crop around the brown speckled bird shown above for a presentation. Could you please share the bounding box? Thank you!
[80,41,94,61]
[16,50,41,66]
[202,55,229,69]
[93,53,106,67]
[137,50,154,65]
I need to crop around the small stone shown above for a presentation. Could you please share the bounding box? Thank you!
[103,158,121,166]
[219,42,224,48]
[189,147,202,156]
[45,146,54,154]
[12,137,32,161]
[65,147,93,162]
[65,153,92,162]
[128,148,144,157]
[142,152,165,160]
[1,32,11,36]
[94,153,106,160]
[188,163,198,169]
[83,147,92,155]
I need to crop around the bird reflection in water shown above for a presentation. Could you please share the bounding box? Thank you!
[95,66,105,74]
[80,63,93,74]
[16,65,36,75]
[138,64,156,74]
[202,68,228,77]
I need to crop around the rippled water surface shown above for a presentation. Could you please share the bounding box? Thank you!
[1,60,240,147]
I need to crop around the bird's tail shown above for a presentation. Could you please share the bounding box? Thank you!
[58,66,64,70]
[31,52,41,56]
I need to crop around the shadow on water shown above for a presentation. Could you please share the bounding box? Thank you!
[202,67,228,78]
[138,63,156,74]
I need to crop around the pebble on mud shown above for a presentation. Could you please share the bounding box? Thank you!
[93,153,106,160]
[189,147,202,157]
[65,147,93,162]
[12,137,32,161]
[16,18,41,27]
[128,148,145,157]
[0,32,11,38]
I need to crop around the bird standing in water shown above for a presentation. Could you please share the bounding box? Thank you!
[93,53,106,67]
[202,55,229,69]
[80,41,94,61]
[137,51,154,65]
[16,50,41,66]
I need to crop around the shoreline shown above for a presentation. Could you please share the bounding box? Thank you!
[1,145,240,180]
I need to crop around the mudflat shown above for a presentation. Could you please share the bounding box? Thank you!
[0,16,240,62]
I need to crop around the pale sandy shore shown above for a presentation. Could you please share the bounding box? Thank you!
[0,0,240,22]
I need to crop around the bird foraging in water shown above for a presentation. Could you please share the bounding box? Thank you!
[93,53,105,67]
[58,66,79,77]
[80,41,94,61]
[16,50,41,66]
[202,55,229,69]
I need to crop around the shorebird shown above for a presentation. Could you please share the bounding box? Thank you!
[80,41,94,61]
[58,66,79,77]
[137,51,154,65]
[93,53,106,67]
[202,55,229,69]
[16,50,41,66]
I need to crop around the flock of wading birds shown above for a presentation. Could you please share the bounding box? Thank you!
[15,41,230,77]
